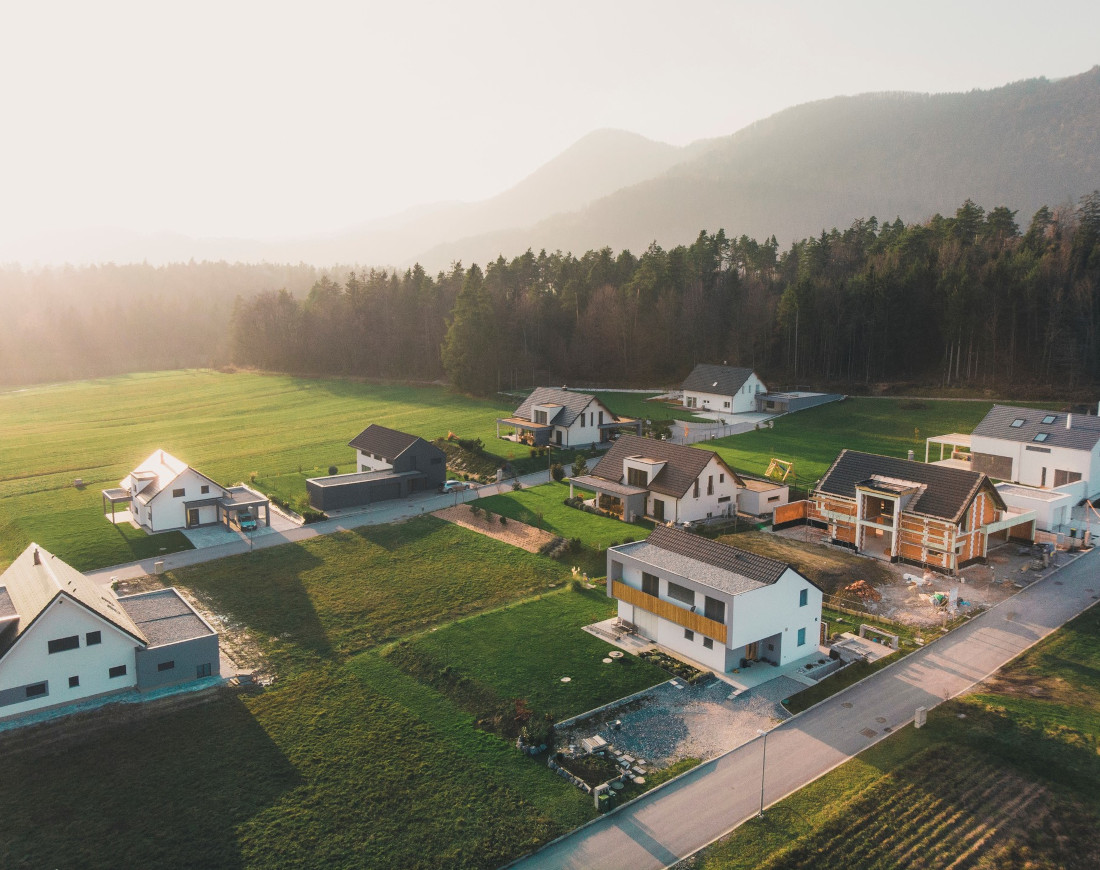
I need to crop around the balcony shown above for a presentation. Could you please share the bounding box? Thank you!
[612,580,727,645]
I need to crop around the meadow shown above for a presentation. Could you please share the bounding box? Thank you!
[692,602,1100,869]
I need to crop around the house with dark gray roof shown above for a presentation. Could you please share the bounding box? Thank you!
[307,424,446,511]
[570,434,743,524]
[681,364,766,415]
[810,450,1032,573]
[496,387,641,448]
[0,544,219,721]
[970,405,1100,497]
[607,526,822,672]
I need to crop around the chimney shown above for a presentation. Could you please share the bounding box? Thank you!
[1066,414,1073,430]
[33,547,40,565]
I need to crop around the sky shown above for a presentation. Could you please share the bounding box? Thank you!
[1,0,1098,258]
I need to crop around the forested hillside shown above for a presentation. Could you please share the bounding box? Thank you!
[229,195,1100,396]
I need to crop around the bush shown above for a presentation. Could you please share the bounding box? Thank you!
[530,447,539,458]
[569,537,583,553]
[483,510,494,523]
[470,504,482,519]
[571,455,589,477]
[301,509,326,524]
[512,479,523,491]
[328,465,338,476]
[499,514,507,525]
[550,463,565,482]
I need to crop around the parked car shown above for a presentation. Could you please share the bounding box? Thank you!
[440,480,469,493]
[236,509,258,531]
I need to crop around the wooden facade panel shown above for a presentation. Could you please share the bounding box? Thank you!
[612,581,728,644]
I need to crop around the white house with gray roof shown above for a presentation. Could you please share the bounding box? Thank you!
[970,405,1100,498]
[0,544,219,721]
[681,364,766,415]
[607,526,822,672]
[497,387,641,448]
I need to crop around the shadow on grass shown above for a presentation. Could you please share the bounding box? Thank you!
[350,514,444,551]
[0,693,301,869]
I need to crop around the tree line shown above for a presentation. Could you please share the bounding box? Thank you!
[228,194,1100,395]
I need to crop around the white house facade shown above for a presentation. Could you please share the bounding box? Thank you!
[570,434,742,524]
[497,387,642,448]
[607,526,823,672]
[681,364,766,415]
[0,544,219,721]
[970,405,1100,499]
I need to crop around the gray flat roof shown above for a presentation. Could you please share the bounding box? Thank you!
[570,474,648,497]
[307,469,422,487]
[221,485,270,507]
[117,588,214,647]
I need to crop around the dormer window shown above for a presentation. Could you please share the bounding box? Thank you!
[1041,415,1056,425]
[1034,433,1049,443]
[1010,419,1025,428]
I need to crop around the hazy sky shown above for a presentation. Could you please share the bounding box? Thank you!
[2,0,1098,250]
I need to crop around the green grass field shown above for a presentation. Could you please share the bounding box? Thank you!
[693,603,1100,869]
[384,588,667,722]
[474,481,650,549]
[0,370,517,570]
[590,391,706,423]
[704,397,1007,487]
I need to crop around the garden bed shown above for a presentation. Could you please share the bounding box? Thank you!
[639,649,711,684]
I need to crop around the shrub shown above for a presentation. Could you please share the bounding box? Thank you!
[550,463,565,482]
[569,537,583,553]
[499,514,507,525]
[512,479,523,491]
[483,510,494,523]
[571,455,589,477]
[530,447,538,458]
[470,504,482,519]
[328,465,338,476]
[301,509,326,524]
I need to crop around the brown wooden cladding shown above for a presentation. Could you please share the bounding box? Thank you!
[612,580,728,644]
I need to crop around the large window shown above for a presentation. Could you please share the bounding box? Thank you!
[48,635,79,654]
[641,572,659,596]
[693,480,700,498]
[86,631,101,646]
[68,676,80,688]
[627,467,648,487]
[157,661,175,672]
[707,475,714,495]
[534,410,547,425]
[197,663,212,678]
[109,665,127,679]
[704,596,724,623]
[25,682,47,698]
[667,582,694,606]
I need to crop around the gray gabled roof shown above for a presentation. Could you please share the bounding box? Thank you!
[512,387,603,428]
[817,450,1004,523]
[681,364,756,397]
[973,405,1100,452]
[616,526,815,596]
[348,424,422,460]
[589,434,742,498]
[118,588,215,647]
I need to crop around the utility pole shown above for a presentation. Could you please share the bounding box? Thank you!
[758,729,768,817]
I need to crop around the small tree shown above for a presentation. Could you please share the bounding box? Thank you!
[470,504,482,519]
[571,455,589,477]
[550,463,565,482]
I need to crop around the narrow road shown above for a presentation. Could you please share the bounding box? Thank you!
[511,548,1100,870]
[85,470,551,585]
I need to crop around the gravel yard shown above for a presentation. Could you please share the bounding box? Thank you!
[557,675,801,769]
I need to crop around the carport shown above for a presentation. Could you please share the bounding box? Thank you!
[101,486,131,523]
[217,485,271,528]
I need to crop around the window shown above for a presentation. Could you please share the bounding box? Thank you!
[718,496,730,503]
[641,572,659,597]
[1026,445,1051,454]
[719,473,724,483]
[197,663,212,678]
[200,484,210,494]
[799,589,808,607]
[1054,469,1082,487]
[797,627,807,646]
[1041,415,1057,424]
[157,660,175,672]
[723,401,730,408]
[703,637,714,650]
[707,475,714,495]
[172,487,185,497]
[48,635,79,654]
[598,411,604,425]
[704,596,724,623]
[1010,418,1025,428]
[86,631,101,646]
[431,456,442,464]
[652,499,665,521]
[627,467,648,487]
[1033,433,1049,443]
[667,582,694,606]
[109,665,127,679]
[25,682,47,698]
[693,480,700,498]
[68,676,80,688]
[684,628,694,641]
[768,495,781,503]
[534,410,547,425]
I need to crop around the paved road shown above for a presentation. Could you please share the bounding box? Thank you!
[511,547,1100,870]
[85,470,551,585]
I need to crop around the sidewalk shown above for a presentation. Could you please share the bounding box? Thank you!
[84,470,551,585]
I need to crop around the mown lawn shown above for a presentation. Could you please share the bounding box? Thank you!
[384,587,667,721]
[0,519,615,869]
[693,603,1100,869]
[702,397,1007,488]
[591,391,706,423]
[474,481,650,550]
[0,370,516,570]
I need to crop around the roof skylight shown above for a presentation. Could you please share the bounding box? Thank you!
[1041,415,1057,424]
[1010,419,1025,428]
[1034,432,1049,442]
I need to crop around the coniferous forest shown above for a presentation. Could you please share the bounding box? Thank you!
[3,195,1099,396]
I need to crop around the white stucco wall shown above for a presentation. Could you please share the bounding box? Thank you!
[557,399,615,447]
[683,374,766,414]
[728,568,822,666]
[738,484,790,516]
[0,597,138,718]
[665,456,740,523]
[357,449,394,473]
[971,434,1097,493]
[144,468,228,531]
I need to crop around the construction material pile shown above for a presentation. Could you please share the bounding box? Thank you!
[844,580,882,602]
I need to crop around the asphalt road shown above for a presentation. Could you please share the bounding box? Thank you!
[85,470,552,585]
[510,547,1100,870]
